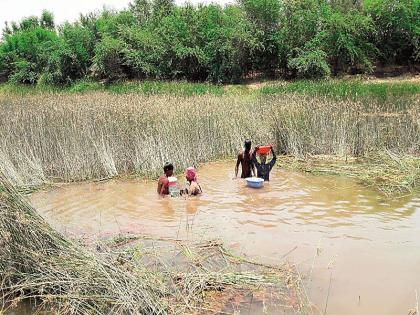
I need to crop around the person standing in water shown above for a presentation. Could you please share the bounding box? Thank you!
[157,162,174,196]
[252,145,277,181]
[181,167,202,196]
[235,139,256,178]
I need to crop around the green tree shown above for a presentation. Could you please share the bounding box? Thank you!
[278,0,329,76]
[239,0,281,75]
[44,23,95,84]
[121,25,168,78]
[321,8,376,74]
[149,5,208,80]
[152,0,175,19]
[197,5,256,82]
[364,0,420,64]
[0,0,417,85]
[129,0,152,25]
[40,10,55,29]
[92,36,127,82]
[19,16,40,31]
[0,26,60,84]
[288,39,331,79]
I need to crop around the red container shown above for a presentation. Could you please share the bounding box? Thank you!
[257,145,271,155]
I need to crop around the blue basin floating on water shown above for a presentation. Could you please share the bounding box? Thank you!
[245,177,264,188]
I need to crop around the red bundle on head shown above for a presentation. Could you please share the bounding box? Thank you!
[257,145,271,155]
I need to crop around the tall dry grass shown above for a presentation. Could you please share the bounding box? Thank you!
[0,92,418,186]
[0,171,167,314]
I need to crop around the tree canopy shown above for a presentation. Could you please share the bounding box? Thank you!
[0,0,418,85]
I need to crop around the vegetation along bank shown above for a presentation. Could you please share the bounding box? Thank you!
[0,0,419,86]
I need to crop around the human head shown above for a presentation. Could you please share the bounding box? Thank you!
[244,139,252,151]
[163,162,174,177]
[185,166,197,182]
[260,155,267,164]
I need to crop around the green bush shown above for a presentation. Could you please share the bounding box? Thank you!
[92,36,127,82]
[288,43,331,79]
[0,26,60,84]
[321,9,376,74]
[364,0,420,64]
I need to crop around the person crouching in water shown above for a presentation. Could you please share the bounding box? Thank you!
[181,167,202,196]
[157,162,174,196]
[252,145,277,181]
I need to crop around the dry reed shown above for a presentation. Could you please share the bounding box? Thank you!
[0,170,167,314]
[0,92,418,187]
[282,151,420,194]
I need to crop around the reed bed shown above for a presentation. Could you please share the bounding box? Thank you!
[282,151,420,194]
[0,173,306,314]
[0,92,418,187]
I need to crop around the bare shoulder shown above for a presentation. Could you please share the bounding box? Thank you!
[189,181,202,195]
[158,176,168,184]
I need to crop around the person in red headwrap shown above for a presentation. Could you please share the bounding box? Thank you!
[181,166,202,196]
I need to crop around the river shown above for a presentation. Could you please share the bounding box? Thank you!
[27,161,420,315]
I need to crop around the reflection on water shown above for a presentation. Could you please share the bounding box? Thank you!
[29,161,420,315]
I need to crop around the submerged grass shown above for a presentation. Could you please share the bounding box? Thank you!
[283,151,420,195]
[0,173,307,314]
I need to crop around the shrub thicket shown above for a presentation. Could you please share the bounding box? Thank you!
[0,0,418,84]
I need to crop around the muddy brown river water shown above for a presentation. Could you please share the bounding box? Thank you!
[27,161,420,315]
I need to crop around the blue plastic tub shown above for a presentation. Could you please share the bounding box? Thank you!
[245,177,264,188]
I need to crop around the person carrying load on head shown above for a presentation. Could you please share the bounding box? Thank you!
[252,145,277,181]
[157,162,174,196]
[235,139,256,179]
[181,166,202,196]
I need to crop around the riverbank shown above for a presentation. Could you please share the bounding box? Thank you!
[0,76,419,99]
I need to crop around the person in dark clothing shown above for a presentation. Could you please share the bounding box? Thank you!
[235,139,256,178]
[252,145,277,181]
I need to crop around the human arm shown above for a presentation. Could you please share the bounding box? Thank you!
[235,153,241,178]
[252,148,262,177]
[252,147,261,168]
[159,178,169,196]
[251,163,256,177]
[269,146,277,170]
[188,182,201,196]
[157,178,162,195]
